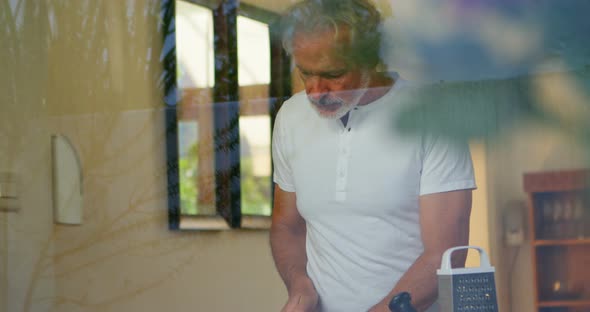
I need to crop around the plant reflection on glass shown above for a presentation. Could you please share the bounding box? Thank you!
[240,156,272,216]
[179,142,198,214]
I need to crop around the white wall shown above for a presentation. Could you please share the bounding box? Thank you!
[487,121,589,312]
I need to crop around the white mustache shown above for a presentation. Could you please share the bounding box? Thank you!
[311,95,343,107]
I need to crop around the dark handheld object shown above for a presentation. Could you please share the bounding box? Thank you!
[388,292,417,312]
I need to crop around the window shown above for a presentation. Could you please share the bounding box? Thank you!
[164,0,290,230]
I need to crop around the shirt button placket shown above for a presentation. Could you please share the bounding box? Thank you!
[334,124,352,200]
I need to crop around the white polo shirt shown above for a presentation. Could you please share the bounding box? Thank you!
[272,80,476,312]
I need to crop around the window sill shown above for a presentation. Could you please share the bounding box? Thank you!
[179,215,231,230]
[177,215,271,230]
[241,215,271,230]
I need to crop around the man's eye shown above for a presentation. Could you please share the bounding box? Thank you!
[323,72,345,79]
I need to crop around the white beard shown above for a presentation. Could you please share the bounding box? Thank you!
[309,73,371,120]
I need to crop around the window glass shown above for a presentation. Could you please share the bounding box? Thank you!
[176,1,215,215]
[237,15,272,216]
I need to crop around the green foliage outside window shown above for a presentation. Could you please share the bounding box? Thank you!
[179,142,272,216]
[179,143,198,215]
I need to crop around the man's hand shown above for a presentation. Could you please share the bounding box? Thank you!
[281,277,319,312]
[367,302,391,312]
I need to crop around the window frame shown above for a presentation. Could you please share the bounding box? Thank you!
[163,0,291,230]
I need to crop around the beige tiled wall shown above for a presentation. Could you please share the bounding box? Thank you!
[44,110,285,312]
[3,109,285,312]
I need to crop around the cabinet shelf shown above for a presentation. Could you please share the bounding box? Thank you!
[538,300,590,308]
[534,239,590,247]
[524,169,590,312]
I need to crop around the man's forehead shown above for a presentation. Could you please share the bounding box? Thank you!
[292,38,351,72]
[292,24,352,48]
[296,63,349,75]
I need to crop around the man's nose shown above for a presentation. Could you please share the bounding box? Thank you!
[305,76,327,98]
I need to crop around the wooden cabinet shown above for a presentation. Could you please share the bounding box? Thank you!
[524,169,590,312]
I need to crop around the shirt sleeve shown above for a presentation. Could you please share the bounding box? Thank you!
[419,134,477,196]
[272,108,296,192]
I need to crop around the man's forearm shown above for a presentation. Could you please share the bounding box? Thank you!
[382,252,439,311]
[374,249,467,312]
[270,222,310,291]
